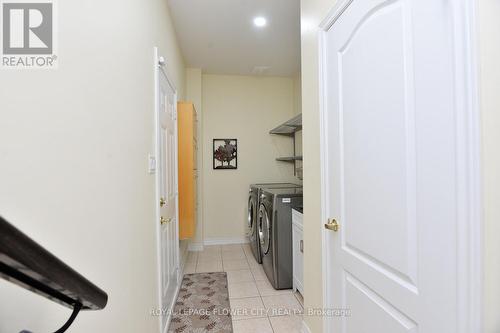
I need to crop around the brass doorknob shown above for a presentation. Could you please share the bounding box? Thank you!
[160,197,166,207]
[160,216,171,225]
[325,218,339,232]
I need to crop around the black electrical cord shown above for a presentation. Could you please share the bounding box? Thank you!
[53,303,82,333]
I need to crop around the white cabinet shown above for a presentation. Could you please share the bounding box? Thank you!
[292,209,304,295]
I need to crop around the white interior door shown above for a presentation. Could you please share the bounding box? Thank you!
[321,0,478,332]
[157,57,179,333]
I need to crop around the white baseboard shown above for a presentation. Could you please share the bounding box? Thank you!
[188,242,204,252]
[301,320,312,333]
[204,237,250,246]
[163,270,183,333]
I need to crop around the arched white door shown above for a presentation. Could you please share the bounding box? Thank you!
[320,0,480,332]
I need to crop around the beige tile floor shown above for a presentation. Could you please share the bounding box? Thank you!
[184,243,304,333]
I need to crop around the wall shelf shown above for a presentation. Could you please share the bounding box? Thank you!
[270,114,302,177]
[269,114,302,136]
[276,156,303,162]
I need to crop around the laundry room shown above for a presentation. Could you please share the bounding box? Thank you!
[178,73,304,252]
[186,73,303,248]
[168,0,306,329]
[177,70,305,331]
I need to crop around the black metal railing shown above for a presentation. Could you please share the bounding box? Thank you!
[0,216,108,332]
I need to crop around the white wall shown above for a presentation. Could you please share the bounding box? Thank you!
[300,0,337,331]
[292,72,303,175]
[0,0,185,332]
[201,74,299,242]
[478,1,500,332]
[293,72,303,117]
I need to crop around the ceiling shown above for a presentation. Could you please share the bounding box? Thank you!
[167,0,301,77]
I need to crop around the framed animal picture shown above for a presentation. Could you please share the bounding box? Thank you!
[213,139,237,170]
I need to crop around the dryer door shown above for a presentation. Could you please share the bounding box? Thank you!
[258,203,271,255]
[248,195,255,232]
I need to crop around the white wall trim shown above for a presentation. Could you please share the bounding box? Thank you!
[318,6,356,333]
[301,320,312,333]
[162,274,183,333]
[153,46,163,333]
[316,1,483,332]
[452,0,483,331]
[318,3,340,332]
[319,0,353,31]
[204,237,250,246]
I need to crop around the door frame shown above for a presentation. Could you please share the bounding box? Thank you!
[153,47,181,333]
[317,1,482,332]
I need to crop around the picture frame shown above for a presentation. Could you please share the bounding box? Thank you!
[213,139,237,170]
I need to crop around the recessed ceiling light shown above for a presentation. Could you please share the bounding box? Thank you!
[253,17,267,28]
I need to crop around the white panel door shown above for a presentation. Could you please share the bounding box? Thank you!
[322,0,470,332]
[157,65,179,333]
